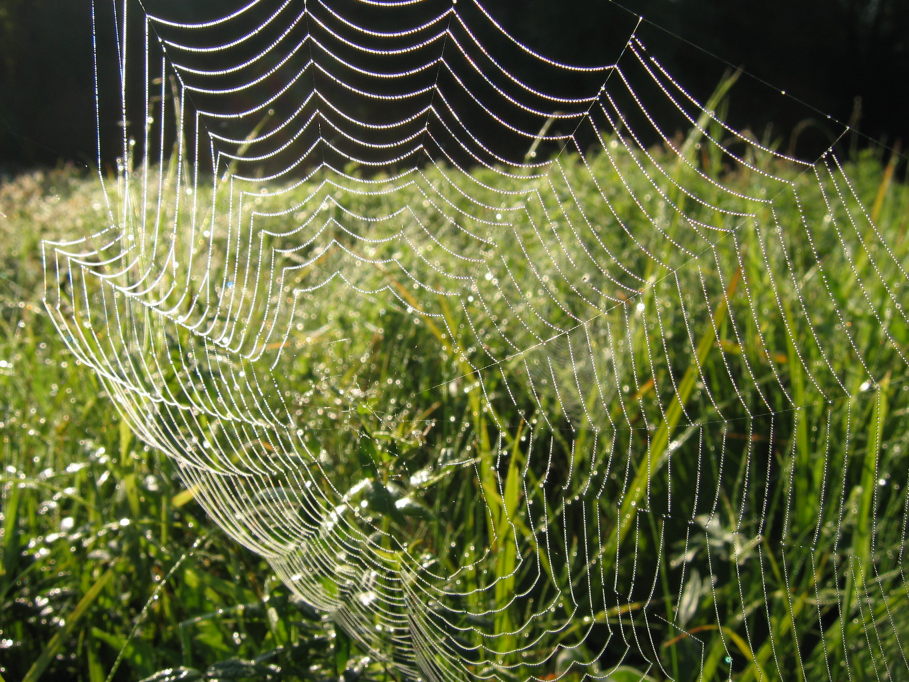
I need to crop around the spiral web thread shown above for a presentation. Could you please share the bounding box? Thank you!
[42,0,909,679]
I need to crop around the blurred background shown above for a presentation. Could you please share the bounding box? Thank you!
[1,0,907,170]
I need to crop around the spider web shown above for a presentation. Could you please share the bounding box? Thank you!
[42,0,909,679]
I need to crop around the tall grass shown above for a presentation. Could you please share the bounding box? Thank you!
[1,127,908,681]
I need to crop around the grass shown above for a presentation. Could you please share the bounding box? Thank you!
[1,121,908,681]
[0,170,348,680]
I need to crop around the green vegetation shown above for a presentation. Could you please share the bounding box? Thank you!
[1,132,908,681]
[0,171,345,680]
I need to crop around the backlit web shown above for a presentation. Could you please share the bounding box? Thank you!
[42,0,909,679]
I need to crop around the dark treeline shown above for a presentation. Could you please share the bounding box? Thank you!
[0,0,907,169]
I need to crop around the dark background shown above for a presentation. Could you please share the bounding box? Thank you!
[1,0,907,169]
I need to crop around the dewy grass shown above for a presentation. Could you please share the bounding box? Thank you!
[1,136,908,681]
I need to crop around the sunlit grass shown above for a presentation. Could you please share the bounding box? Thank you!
[1,133,908,681]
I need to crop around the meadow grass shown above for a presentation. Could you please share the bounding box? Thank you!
[0,170,350,681]
[1,130,908,682]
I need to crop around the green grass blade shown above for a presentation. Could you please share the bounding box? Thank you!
[0,482,20,600]
[23,569,114,682]
[854,377,888,591]
[493,421,525,655]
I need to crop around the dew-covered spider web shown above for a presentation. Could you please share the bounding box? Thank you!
[42,0,909,679]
